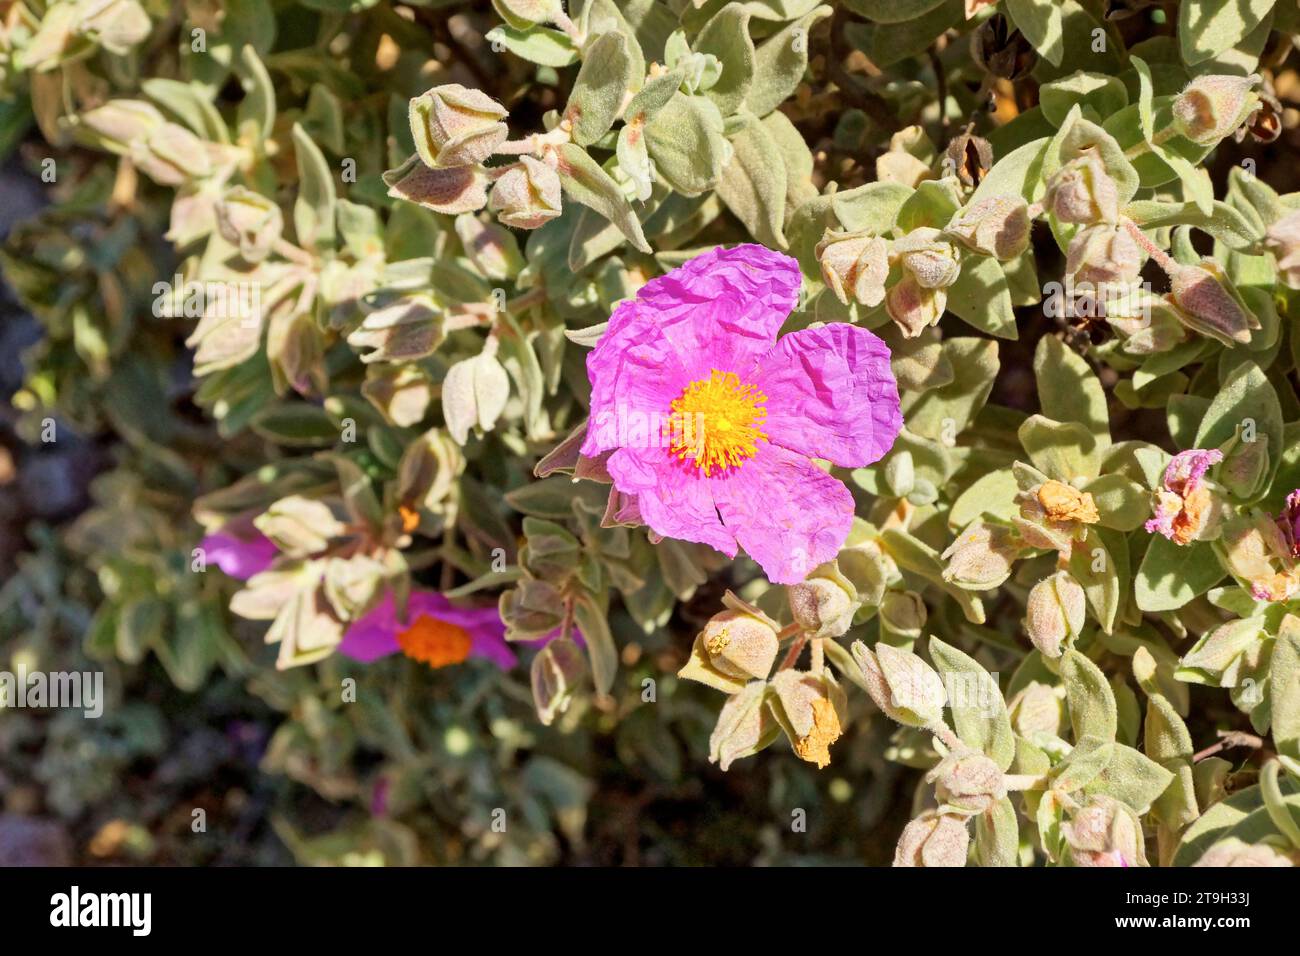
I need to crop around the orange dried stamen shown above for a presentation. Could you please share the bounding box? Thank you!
[395,614,473,669]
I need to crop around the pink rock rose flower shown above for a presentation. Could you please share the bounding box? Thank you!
[581,244,902,584]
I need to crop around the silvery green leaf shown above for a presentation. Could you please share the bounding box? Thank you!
[1040,72,1128,127]
[715,112,787,248]
[555,142,651,252]
[745,6,832,118]
[644,91,728,196]
[1179,0,1275,66]
[485,24,580,67]
[235,45,276,145]
[291,123,335,253]
[974,796,1019,866]
[946,255,1016,340]
[1005,0,1064,67]
[694,4,755,117]
[1052,734,1115,792]
[1136,538,1225,613]
[1067,527,1126,635]
[1270,616,1300,766]
[565,31,636,146]
[928,637,1015,770]
[1084,743,1175,815]
[572,591,617,697]
[1018,416,1103,482]
[1035,336,1110,449]
[1060,648,1119,742]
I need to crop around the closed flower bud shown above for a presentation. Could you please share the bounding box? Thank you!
[787,561,860,639]
[1193,837,1298,867]
[1008,681,1066,738]
[139,122,212,186]
[409,84,509,167]
[1171,74,1259,146]
[928,752,1007,815]
[77,0,151,55]
[1167,259,1260,345]
[531,637,586,726]
[1045,154,1119,224]
[1066,223,1142,291]
[879,590,927,644]
[894,810,970,867]
[816,229,889,307]
[1061,796,1147,867]
[1025,570,1086,658]
[851,640,946,727]
[1219,512,1300,604]
[945,195,1031,260]
[698,608,779,681]
[1264,209,1300,289]
[769,670,845,769]
[942,520,1021,591]
[79,99,163,147]
[886,274,946,338]
[489,155,562,229]
[892,227,962,288]
[884,451,915,497]
[215,187,283,263]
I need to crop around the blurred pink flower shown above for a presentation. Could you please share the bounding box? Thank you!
[338,590,515,670]
[581,244,902,584]
[1277,488,1300,559]
[202,529,278,580]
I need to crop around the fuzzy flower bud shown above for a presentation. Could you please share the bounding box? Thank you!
[1045,154,1119,224]
[942,520,1020,591]
[1219,512,1300,604]
[816,229,889,307]
[1167,260,1260,345]
[489,155,562,229]
[1025,570,1086,658]
[879,590,927,645]
[885,274,946,338]
[1171,74,1259,147]
[1066,223,1142,291]
[698,608,780,682]
[894,810,970,867]
[892,227,962,288]
[1061,796,1147,867]
[409,84,509,167]
[1008,681,1066,738]
[928,752,1007,815]
[787,561,860,639]
[1265,209,1300,289]
[215,187,283,263]
[851,640,946,727]
[1144,448,1223,545]
[945,195,1031,260]
[1193,837,1298,867]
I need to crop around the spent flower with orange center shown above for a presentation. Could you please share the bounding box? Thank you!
[1037,480,1100,524]
[395,613,473,668]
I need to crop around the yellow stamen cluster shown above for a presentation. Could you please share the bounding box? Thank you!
[667,370,768,476]
[395,614,472,669]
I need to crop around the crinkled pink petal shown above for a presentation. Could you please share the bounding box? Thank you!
[203,530,278,580]
[752,323,902,467]
[1143,498,1179,540]
[582,244,801,457]
[1163,448,1222,494]
[1280,488,1300,557]
[606,445,737,558]
[711,443,855,584]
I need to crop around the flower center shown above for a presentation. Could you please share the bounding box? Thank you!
[667,370,768,476]
[395,614,472,668]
